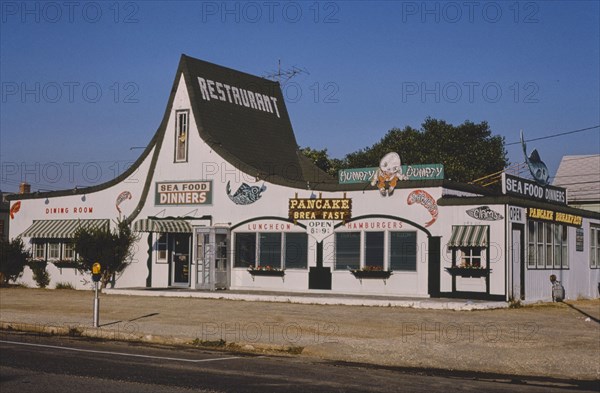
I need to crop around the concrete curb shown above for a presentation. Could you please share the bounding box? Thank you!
[0,321,304,355]
[103,289,509,310]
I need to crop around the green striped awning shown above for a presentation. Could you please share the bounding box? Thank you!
[21,219,110,239]
[132,219,192,233]
[448,225,488,248]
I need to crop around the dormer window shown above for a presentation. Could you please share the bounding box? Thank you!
[175,110,189,162]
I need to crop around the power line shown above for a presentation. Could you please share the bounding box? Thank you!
[506,125,600,146]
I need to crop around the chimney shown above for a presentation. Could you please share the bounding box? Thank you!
[19,182,31,194]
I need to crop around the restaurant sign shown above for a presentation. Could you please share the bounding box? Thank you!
[502,174,567,206]
[289,196,351,222]
[339,164,444,184]
[155,180,212,205]
[527,208,582,227]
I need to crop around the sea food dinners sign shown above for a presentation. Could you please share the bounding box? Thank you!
[502,174,567,206]
[155,181,212,205]
[289,196,352,222]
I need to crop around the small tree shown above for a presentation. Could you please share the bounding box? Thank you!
[0,237,30,285]
[30,261,50,288]
[73,220,136,288]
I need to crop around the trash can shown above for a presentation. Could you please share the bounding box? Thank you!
[552,281,565,302]
[550,274,564,302]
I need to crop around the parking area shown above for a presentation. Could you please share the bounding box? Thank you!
[0,288,598,380]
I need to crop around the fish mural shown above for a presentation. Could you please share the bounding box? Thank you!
[10,201,21,219]
[407,190,438,227]
[521,130,549,186]
[226,181,266,205]
[115,191,132,214]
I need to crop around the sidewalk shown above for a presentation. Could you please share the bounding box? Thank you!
[104,287,509,310]
[1,287,598,381]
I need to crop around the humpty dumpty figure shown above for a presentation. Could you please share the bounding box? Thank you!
[370,152,408,196]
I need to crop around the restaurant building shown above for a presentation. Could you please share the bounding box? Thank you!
[8,55,600,302]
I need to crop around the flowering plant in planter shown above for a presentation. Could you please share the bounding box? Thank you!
[349,265,392,280]
[52,260,79,269]
[455,264,486,269]
[248,265,283,272]
[247,265,285,277]
[445,265,490,278]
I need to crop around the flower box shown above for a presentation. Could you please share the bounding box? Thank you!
[445,267,490,278]
[350,270,393,279]
[26,260,47,269]
[247,268,285,277]
[52,261,78,269]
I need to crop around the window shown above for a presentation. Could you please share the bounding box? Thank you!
[33,242,45,260]
[285,233,308,269]
[335,232,360,270]
[235,233,256,268]
[156,233,168,262]
[259,233,282,268]
[536,222,544,268]
[527,221,536,268]
[48,242,60,260]
[365,232,384,268]
[235,232,308,270]
[527,221,569,269]
[390,232,417,271]
[62,242,75,261]
[0,219,4,238]
[174,110,189,162]
[459,248,482,267]
[591,226,600,268]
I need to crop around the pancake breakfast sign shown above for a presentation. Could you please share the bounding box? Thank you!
[289,193,353,242]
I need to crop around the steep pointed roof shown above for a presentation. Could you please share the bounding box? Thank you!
[180,54,336,188]
[8,54,496,206]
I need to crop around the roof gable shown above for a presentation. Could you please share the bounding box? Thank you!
[180,54,335,187]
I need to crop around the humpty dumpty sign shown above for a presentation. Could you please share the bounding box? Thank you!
[370,152,408,196]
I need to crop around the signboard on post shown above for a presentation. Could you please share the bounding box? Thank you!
[92,262,101,282]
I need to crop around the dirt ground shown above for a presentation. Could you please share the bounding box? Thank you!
[1,287,598,380]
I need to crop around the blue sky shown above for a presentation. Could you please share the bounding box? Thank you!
[1,0,599,192]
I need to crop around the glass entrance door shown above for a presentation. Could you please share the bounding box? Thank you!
[194,228,229,290]
[171,233,191,286]
[215,233,228,289]
[196,232,211,290]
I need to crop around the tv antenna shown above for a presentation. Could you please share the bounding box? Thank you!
[263,59,309,85]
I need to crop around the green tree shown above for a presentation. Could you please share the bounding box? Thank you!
[73,220,136,288]
[299,147,343,178]
[0,237,30,285]
[301,118,508,183]
[30,261,50,288]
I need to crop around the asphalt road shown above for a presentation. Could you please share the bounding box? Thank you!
[0,331,597,393]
